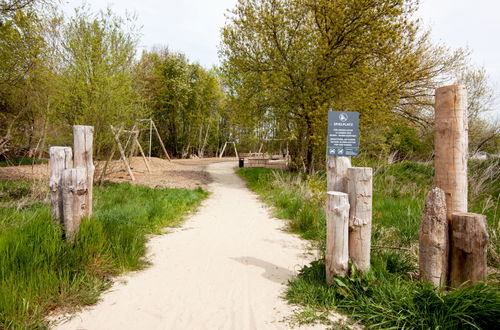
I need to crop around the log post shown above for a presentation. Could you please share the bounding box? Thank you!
[326,191,350,284]
[62,167,88,241]
[73,125,94,216]
[347,167,372,272]
[49,147,73,225]
[450,212,488,286]
[327,156,351,192]
[419,187,448,288]
[434,85,468,220]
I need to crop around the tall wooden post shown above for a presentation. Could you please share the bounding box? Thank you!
[434,85,468,219]
[326,191,350,284]
[49,147,73,225]
[73,125,94,216]
[62,167,88,241]
[327,156,351,192]
[419,187,448,288]
[347,167,372,271]
[450,212,488,286]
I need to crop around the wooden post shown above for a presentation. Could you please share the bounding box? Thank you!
[347,167,372,272]
[327,156,351,192]
[73,125,94,216]
[326,191,350,284]
[49,147,73,225]
[134,134,151,173]
[62,167,88,241]
[232,142,239,159]
[111,125,136,181]
[219,142,228,158]
[419,187,448,288]
[151,120,171,161]
[434,85,468,220]
[450,212,488,286]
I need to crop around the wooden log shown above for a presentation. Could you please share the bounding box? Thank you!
[327,156,351,192]
[151,120,171,161]
[348,167,373,272]
[450,212,488,286]
[326,191,350,284]
[62,167,88,241]
[434,85,468,220]
[219,142,227,159]
[73,125,94,216]
[134,134,151,174]
[49,147,73,225]
[419,187,448,288]
[111,125,136,181]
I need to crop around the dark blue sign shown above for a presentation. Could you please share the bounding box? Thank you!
[327,111,359,156]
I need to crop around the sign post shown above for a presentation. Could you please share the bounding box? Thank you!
[327,111,359,157]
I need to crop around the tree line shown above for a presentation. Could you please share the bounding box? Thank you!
[0,0,498,170]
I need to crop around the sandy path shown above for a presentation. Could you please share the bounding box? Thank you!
[54,161,322,330]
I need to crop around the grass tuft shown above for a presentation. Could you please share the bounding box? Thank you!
[0,181,208,328]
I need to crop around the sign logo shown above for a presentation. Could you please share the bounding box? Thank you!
[339,113,348,122]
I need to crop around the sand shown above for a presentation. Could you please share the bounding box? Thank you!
[53,161,326,329]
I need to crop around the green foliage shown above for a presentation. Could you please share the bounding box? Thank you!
[385,125,431,159]
[136,49,227,158]
[56,7,143,155]
[0,157,47,167]
[286,257,500,329]
[0,180,208,328]
[220,0,468,171]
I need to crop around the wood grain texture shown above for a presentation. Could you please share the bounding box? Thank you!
[326,191,350,284]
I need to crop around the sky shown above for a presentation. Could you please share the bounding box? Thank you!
[61,0,500,115]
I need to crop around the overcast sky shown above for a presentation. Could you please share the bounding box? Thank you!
[62,0,500,115]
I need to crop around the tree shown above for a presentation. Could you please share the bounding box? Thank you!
[56,7,142,156]
[221,0,435,170]
[136,48,227,158]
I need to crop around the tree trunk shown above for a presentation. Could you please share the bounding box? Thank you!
[49,147,73,225]
[62,167,88,241]
[419,187,448,288]
[348,167,372,272]
[450,212,488,287]
[434,85,468,220]
[73,125,94,216]
[326,191,350,284]
[327,156,351,192]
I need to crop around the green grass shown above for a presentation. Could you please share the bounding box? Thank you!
[0,157,47,167]
[237,158,499,329]
[0,181,208,329]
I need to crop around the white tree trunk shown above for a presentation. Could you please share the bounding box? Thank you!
[419,187,448,288]
[450,212,488,287]
[434,85,468,220]
[327,156,351,192]
[73,125,94,216]
[62,167,88,241]
[49,147,73,225]
[326,191,350,284]
[348,167,373,272]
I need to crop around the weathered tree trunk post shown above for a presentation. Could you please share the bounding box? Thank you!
[419,187,448,288]
[347,167,372,272]
[326,191,350,284]
[327,156,351,192]
[49,147,73,224]
[62,167,88,241]
[434,85,468,220]
[450,212,488,286]
[73,125,94,216]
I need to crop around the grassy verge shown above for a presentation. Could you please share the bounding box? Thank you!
[0,157,47,167]
[0,180,208,328]
[237,158,499,329]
